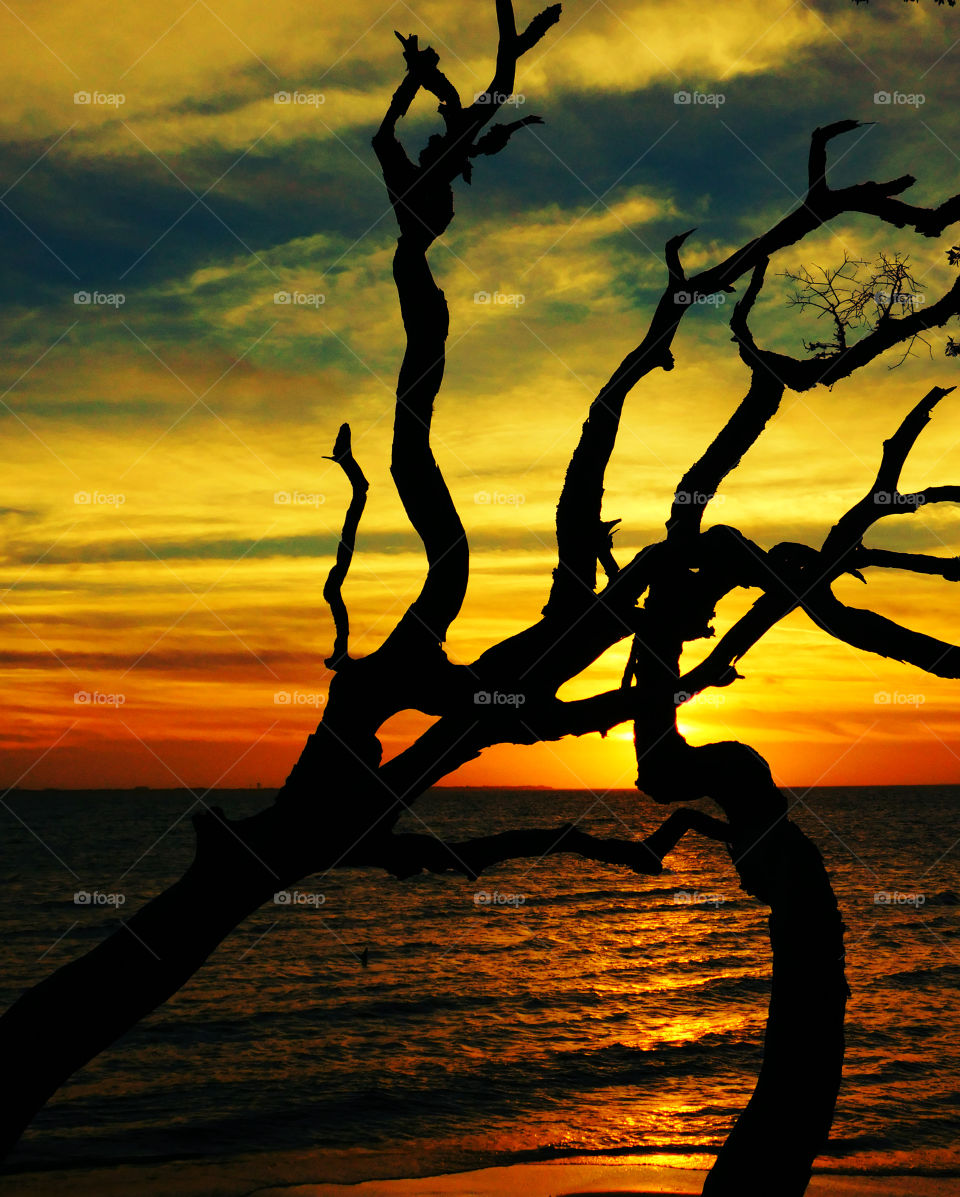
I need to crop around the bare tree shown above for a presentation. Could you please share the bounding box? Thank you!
[782,251,935,366]
[3,5,960,1195]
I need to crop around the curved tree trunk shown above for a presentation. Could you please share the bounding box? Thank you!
[0,718,397,1159]
[703,822,848,1196]
[0,802,302,1158]
[634,731,848,1197]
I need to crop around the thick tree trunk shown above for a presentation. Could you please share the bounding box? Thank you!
[0,802,306,1158]
[0,717,401,1164]
[634,735,848,1197]
[702,826,848,1196]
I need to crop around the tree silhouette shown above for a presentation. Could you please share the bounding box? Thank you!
[3,3,960,1195]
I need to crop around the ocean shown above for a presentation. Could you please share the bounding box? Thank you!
[1,785,958,1183]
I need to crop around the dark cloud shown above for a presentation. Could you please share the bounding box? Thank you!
[3,7,958,331]
[0,525,560,567]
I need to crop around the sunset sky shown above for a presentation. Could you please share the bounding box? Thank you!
[2,0,960,790]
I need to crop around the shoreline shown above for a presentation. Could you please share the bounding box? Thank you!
[2,1154,960,1197]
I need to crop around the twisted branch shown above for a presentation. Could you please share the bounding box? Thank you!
[323,424,368,669]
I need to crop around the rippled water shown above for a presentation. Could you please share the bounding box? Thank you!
[1,785,958,1179]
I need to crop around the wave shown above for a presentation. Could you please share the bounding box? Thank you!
[882,962,960,989]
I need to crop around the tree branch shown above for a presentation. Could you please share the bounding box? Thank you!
[807,120,867,197]
[544,234,687,620]
[471,1,561,117]
[352,807,732,880]
[544,121,960,621]
[385,235,469,646]
[675,387,960,697]
[822,386,956,558]
[668,264,784,546]
[802,586,960,677]
[367,6,563,655]
[855,547,960,579]
[322,424,369,669]
[734,273,960,391]
[515,3,563,55]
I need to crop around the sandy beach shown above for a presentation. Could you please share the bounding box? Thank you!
[1,1154,958,1197]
